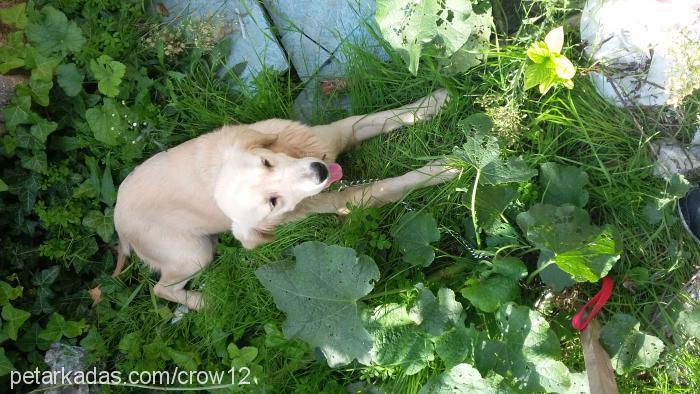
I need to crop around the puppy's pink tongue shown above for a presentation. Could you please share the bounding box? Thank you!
[327,163,343,186]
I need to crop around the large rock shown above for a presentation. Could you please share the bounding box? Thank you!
[153,0,288,86]
[262,0,387,123]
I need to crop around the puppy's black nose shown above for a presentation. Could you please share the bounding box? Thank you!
[311,162,329,183]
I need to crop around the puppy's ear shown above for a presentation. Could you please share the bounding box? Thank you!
[232,223,274,250]
[235,128,278,150]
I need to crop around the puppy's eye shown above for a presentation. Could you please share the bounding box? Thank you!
[269,196,278,208]
[262,158,272,168]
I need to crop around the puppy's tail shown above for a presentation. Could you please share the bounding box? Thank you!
[112,241,131,277]
[90,241,131,306]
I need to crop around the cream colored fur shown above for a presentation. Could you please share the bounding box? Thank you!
[112,89,456,310]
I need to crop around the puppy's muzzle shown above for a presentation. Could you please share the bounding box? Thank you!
[311,162,329,183]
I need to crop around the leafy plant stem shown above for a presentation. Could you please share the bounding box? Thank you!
[360,287,413,301]
[527,259,555,283]
[471,170,482,247]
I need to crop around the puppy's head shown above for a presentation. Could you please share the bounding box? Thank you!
[215,128,342,249]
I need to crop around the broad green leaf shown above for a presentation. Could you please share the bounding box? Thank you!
[56,63,84,96]
[544,26,564,54]
[0,348,15,376]
[517,204,620,283]
[3,95,33,132]
[390,211,440,267]
[536,250,576,292]
[0,281,22,305]
[32,266,60,287]
[473,185,514,228]
[364,303,434,374]
[600,313,665,374]
[550,227,620,282]
[167,347,200,371]
[491,257,528,280]
[526,41,550,63]
[29,118,58,144]
[491,303,572,392]
[32,286,55,315]
[454,116,498,170]
[25,49,61,82]
[434,325,484,368]
[642,201,663,225]
[409,285,463,336]
[552,53,576,79]
[462,276,519,313]
[255,241,379,367]
[82,209,114,242]
[485,221,519,248]
[101,163,116,206]
[2,304,31,340]
[517,204,598,252]
[17,323,52,352]
[375,0,490,75]
[86,98,125,146]
[677,308,700,339]
[39,313,86,342]
[419,363,501,394]
[0,31,28,73]
[80,327,108,362]
[0,3,27,28]
[539,162,589,208]
[524,62,549,90]
[462,256,529,308]
[0,179,7,192]
[18,78,53,107]
[89,55,126,97]
[118,332,143,360]
[20,151,48,174]
[480,157,537,185]
[26,6,86,56]
[668,173,691,198]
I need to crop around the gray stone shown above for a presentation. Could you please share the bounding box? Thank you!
[153,0,288,86]
[0,74,28,136]
[262,0,388,123]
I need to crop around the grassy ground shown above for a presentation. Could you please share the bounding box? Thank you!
[89,4,700,394]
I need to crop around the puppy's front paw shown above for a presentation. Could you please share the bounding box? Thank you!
[416,159,459,184]
[414,89,450,121]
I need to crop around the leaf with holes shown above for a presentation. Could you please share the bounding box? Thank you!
[375,0,491,75]
[255,241,379,367]
[391,211,440,267]
[600,313,665,375]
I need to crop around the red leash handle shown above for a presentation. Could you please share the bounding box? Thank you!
[572,276,613,331]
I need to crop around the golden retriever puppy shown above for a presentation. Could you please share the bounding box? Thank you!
[112,89,455,310]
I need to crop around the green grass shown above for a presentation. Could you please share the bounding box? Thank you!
[93,7,700,393]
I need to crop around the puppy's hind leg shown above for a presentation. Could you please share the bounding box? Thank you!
[154,270,205,311]
[146,235,214,311]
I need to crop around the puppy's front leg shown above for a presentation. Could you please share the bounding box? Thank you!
[289,161,458,219]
